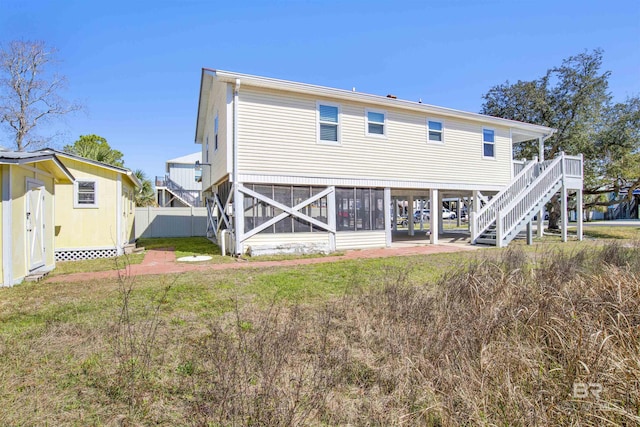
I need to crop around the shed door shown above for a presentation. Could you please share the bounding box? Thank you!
[26,180,45,271]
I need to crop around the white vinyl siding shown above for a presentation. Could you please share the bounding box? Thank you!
[74,179,98,208]
[237,87,513,186]
[365,109,386,137]
[244,232,330,248]
[317,102,340,143]
[428,119,443,143]
[335,231,386,250]
[203,80,230,191]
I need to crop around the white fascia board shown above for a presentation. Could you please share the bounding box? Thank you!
[209,69,556,136]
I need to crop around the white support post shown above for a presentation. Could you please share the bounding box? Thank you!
[419,199,424,231]
[577,188,583,241]
[392,197,397,232]
[437,192,444,235]
[537,211,544,238]
[456,198,461,227]
[384,188,391,247]
[430,189,439,245]
[408,195,414,236]
[234,188,244,255]
[472,190,481,213]
[561,184,568,243]
[327,186,336,252]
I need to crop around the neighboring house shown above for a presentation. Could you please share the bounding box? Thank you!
[606,187,639,220]
[195,69,584,255]
[156,152,202,207]
[1,150,74,287]
[38,149,141,261]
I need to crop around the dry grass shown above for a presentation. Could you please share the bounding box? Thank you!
[0,243,639,425]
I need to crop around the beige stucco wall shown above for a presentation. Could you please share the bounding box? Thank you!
[236,86,514,187]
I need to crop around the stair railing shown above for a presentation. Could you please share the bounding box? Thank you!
[497,154,565,246]
[164,175,198,206]
[471,157,538,242]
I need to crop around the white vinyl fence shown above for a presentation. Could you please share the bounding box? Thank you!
[135,207,208,239]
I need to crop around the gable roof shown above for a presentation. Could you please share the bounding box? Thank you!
[196,69,556,145]
[167,152,201,165]
[0,150,74,182]
[38,149,141,188]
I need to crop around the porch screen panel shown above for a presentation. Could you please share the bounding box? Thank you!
[293,186,312,232]
[336,188,355,231]
[372,189,385,230]
[311,187,328,232]
[255,185,275,234]
[273,185,292,233]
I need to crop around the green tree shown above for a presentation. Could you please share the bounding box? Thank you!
[0,40,81,151]
[133,169,156,207]
[481,49,639,226]
[63,134,124,167]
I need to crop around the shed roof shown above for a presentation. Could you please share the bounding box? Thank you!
[0,150,75,182]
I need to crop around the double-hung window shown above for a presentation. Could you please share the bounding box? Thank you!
[74,179,97,208]
[366,109,386,137]
[483,128,495,158]
[428,120,443,143]
[318,103,340,143]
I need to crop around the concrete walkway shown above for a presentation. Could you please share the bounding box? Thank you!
[47,243,479,283]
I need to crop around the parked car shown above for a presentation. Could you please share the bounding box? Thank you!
[396,216,409,227]
[533,212,550,220]
[414,208,457,221]
[442,208,457,219]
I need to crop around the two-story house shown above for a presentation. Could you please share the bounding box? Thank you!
[195,70,584,255]
[156,152,203,207]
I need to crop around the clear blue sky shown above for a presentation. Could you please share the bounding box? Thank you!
[1,0,639,179]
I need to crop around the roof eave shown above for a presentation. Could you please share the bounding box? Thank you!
[212,69,556,135]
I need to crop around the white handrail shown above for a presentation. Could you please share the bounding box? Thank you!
[472,157,538,241]
[498,154,564,242]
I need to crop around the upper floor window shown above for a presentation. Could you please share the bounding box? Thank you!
[214,113,219,151]
[74,179,97,208]
[366,109,386,137]
[318,103,340,143]
[428,120,443,143]
[483,128,495,158]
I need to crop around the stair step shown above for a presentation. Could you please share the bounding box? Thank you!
[476,238,498,246]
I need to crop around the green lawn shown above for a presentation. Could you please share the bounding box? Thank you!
[1,232,638,425]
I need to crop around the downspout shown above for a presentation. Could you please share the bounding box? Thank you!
[538,130,556,162]
[232,78,241,255]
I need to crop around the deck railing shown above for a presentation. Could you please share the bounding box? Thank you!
[157,175,199,206]
[472,157,538,242]
[497,155,564,244]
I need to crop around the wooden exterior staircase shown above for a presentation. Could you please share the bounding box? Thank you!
[471,152,583,247]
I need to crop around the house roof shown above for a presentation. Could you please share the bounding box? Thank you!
[37,149,142,188]
[0,150,75,182]
[195,68,556,145]
[167,152,201,164]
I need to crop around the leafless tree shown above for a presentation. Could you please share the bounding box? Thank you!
[0,40,81,151]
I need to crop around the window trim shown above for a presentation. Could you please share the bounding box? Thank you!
[214,112,219,152]
[482,127,496,160]
[427,118,444,144]
[316,101,341,145]
[365,108,387,138]
[74,178,98,209]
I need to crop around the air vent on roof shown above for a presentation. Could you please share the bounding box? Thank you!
[386,94,397,99]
